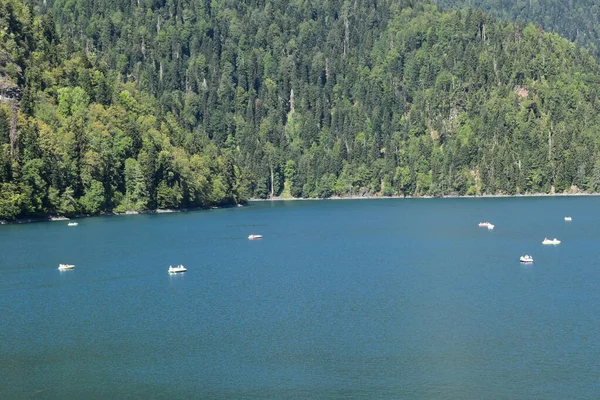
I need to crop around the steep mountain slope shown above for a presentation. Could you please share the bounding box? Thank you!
[2,0,600,219]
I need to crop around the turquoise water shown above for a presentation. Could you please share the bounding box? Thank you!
[1,198,599,399]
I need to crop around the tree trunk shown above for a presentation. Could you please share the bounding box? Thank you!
[270,165,274,198]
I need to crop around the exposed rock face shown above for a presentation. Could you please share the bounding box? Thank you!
[567,185,580,194]
[0,76,21,102]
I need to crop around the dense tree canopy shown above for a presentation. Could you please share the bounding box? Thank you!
[434,0,600,58]
[1,0,600,220]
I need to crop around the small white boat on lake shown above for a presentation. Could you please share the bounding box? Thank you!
[542,238,561,245]
[168,265,187,274]
[519,255,534,263]
[248,234,263,240]
[478,222,494,229]
[58,264,75,270]
[67,222,78,226]
[564,216,572,221]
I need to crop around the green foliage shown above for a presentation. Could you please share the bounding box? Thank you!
[156,181,183,209]
[2,0,600,220]
[120,157,148,211]
[0,182,25,219]
[58,187,78,216]
[57,87,89,117]
[79,180,105,214]
[434,0,600,58]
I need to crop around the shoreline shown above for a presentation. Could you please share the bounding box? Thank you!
[249,192,600,201]
[1,192,597,224]
[0,205,242,225]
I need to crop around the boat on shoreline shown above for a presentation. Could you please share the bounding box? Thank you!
[168,265,187,274]
[248,234,263,240]
[519,255,534,263]
[58,264,75,270]
[542,238,561,245]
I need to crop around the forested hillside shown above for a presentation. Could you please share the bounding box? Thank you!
[2,0,600,220]
[435,0,600,58]
[0,0,251,220]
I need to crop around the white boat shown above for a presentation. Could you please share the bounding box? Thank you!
[478,222,491,227]
[519,255,534,263]
[248,234,263,240]
[564,216,572,221]
[168,264,187,273]
[542,238,561,245]
[67,222,78,226]
[58,264,75,270]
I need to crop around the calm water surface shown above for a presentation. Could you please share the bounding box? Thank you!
[1,198,599,399]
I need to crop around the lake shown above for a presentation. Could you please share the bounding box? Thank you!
[1,197,599,399]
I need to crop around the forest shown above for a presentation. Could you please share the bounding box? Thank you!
[2,0,600,219]
[435,0,600,58]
